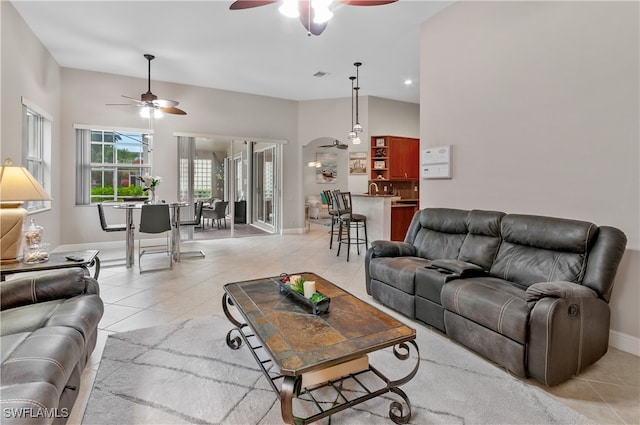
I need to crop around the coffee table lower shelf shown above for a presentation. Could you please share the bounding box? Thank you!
[223,295,419,425]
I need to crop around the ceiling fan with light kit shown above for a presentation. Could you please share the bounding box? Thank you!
[229,0,398,36]
[107,54,186,118]
[319,139,349,150]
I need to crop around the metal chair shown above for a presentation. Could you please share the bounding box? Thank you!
[335,191,368,262]
[177,200,205,259]
[138,204,173,273]
[97,203,127,232]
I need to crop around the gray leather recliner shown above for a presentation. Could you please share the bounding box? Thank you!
[365,208,626,386]
[1,268,104,424]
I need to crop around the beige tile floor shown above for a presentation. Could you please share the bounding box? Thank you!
[67,221,639,425]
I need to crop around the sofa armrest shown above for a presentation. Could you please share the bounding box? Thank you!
[370,240,416,258]
[526,281,598,303]
[430,259,485,277]
[0,268,100,311]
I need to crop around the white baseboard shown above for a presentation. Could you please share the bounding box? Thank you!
[610,330,640,356]
[282,227,307,235]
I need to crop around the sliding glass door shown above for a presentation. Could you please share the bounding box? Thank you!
[253,143,279,232]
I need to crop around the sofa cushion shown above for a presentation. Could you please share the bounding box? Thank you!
[458,210,505,270]
[490,215,598,288]
[407,208,469,260]
[1,300,67,336]
[1,326,84,395]
[441,277,530,344]
[0,381,62,425]
[369,256,430,295]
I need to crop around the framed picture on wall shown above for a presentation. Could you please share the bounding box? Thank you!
[316,152,337,184]
[349,152,368,175]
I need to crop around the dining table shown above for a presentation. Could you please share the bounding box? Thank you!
[112,202,188,268]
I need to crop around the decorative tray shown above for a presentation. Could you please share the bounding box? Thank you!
[275,274,330,315]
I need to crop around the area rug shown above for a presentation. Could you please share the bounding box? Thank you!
[83,314,593,425]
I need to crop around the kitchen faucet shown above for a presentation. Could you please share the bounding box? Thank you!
[369,182,379,195]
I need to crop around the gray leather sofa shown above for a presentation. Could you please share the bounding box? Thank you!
[365,208,626,386]
[1,268,104,424]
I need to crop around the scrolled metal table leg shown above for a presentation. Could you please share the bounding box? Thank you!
[388,340,420,388]
[280,375,300,425]
[385,339,420,423]
[226,327,244,350]
[222,293,244,328]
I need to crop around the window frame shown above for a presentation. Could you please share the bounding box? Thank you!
[75,125,154,205]
[22,99,52,213]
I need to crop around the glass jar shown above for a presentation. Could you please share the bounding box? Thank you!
[24,219,43,247]
[23,243,50,264]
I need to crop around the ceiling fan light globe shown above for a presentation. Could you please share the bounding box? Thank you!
[312,0,333,24]
[154,109,164,119]
[279,0,299,18]
[140,106,151,118]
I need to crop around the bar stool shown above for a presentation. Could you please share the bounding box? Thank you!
[323,190,340,249]
[335,191,368,262]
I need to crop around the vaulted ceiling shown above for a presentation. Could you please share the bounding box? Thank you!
[11,0,452,104]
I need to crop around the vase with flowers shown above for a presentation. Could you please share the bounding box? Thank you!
[140,175,162,204]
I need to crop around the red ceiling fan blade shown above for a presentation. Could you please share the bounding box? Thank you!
[298,0,328,36]
[229,0,279,10]
[338,0,398,5]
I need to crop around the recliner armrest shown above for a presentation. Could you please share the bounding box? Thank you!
[370,240,416,258]
[526,281,598,303]
[1,268,99,311]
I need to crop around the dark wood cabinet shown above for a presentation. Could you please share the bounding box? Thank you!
[391,205,419,241]
[371,136,419,181]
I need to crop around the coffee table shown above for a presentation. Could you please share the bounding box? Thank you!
[222,272,419,424]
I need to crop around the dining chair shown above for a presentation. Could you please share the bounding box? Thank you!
[97,203,127,232]
[335,191,368,262]
[138,204,173,273]
[177,200,205,259]
[202,200,229,229]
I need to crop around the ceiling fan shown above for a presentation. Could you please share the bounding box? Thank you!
[107,54,186,117]
[229,0,398,36]
[319,139,349,150]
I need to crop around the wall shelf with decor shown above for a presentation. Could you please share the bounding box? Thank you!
[370,136,419,182]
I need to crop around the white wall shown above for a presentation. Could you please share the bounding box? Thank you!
[419,1,639,342]
[1,1,61,245]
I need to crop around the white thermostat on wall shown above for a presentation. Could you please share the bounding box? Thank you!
[422,145,452,179]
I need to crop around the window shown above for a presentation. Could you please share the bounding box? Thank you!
[193,158,212,199]
[76,128,151,204]
[22,101,52,212]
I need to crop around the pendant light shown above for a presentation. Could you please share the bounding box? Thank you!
[348,76,356,141]
[353,62,363,134]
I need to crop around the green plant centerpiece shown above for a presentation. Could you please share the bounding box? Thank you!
[279,273,330,315]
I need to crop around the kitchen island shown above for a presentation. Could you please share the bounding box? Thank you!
[351,194,418,243]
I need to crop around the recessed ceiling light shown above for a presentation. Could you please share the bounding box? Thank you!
[404,79,413,86]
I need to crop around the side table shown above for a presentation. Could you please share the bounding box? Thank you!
[0,249,100,281]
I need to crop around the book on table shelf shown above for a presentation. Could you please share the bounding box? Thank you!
[301,355,369,388]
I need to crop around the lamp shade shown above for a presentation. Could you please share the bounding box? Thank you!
[0,161,52,202]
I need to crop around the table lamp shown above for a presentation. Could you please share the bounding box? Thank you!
[0,158,52,264]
